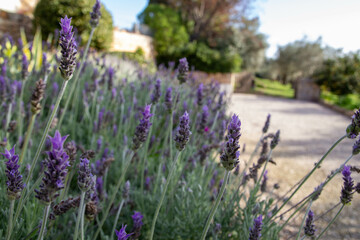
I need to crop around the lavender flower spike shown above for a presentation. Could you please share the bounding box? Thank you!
[262,114,271,134]
[22,52,29,79]
[115,224,133,240]
[59,16,77,81]
[174,111,192,151]
[132,105,153,151]
[177,57,189,84]
[78,158,93,191]
[249,215,263,240]
[35,130,69,204]
[304,210,316,237]
[197,83,204,107]
[220,114,241,171]
[131,211,144,239]
[165,87,172,113]
[340,165,355,205]
[151,79,161,104]
[270,130,280,149]
[90,0,102,28]
[2,146,25,200]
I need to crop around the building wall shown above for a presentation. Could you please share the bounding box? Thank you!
[110,29,154,59]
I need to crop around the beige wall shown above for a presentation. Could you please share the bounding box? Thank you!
[110,29,154,59]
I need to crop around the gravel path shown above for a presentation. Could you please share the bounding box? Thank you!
[228,93,359,239]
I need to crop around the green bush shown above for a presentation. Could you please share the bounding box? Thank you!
[313,53,360,95]
[139,4,242,73]
[34,0,113,50]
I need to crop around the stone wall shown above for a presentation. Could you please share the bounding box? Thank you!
[0,9,33,41]
[191,71,241,94]
[295,78,320,102]
[110,29,154,59]
[233,72,255,93]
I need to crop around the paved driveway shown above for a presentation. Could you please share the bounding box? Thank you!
[228,93,359,239]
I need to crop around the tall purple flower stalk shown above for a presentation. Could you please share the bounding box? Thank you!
[262,114,271,134]
[132,105,153,151]
[151,79,161,104]
[116,225,133,240]
[2,146,25,200]
[165,87,172,113]
[90,0,102,28]
[340,165,355,205]
[131,211,144,239]
[197,105,209,133]
[78,158,93,191]
[177,57,189,84]
[35,131,69,204]
[174,111,192,151]
[220,114,241,171]
[304,210,316,237]
[21,53,29,79]
[197,83,204,107]
[59,16,77,81]
[249,215,263,240]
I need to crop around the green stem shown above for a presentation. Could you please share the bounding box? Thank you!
[19,114,36,163]
[149,151,182,240]
[37,204,51,240]
[4,102,13,148]
[74,191,86,240]
[80,201,86,240]
[110,199,125,240]
[268,134,346,222]
[210,111,219,132]
[200,170,230,240]
[296,200,313,240]
[6,200,15,240]
[93,151,135,240]
[58,27,95,129]
[316,204,345,240]
[278,198,309,232]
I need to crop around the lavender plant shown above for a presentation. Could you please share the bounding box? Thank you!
[0,10,359,240]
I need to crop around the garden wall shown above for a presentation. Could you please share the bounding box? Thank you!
[111,28,154,59]
[0,9,33,41]
[192,71,242,94]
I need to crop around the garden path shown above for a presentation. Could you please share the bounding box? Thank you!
[228,93,359,239]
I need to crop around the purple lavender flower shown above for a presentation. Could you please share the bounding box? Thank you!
[115,224,133,240]
[261,170,268,192]
[249,215,263,240]
[165,87,172,113]
[216,91,225,110]
[177,57,189,84]
[304,210,316,237]
[352,138,360,155]
[197,83,204,107]
[151,79,161,104]
[90,0,102,28]
[59,16,77,81]
[131,211,144,239]
[132,105,153,151]
[234,164,240,176]
[21,53,29,79]
[145,176,151,191]
[270,130,280,149]
[340,165,355,205]
[35,131,69,204]
[78,158,93,191]
[220,114,241,171]
[197,105,209,133]
[96,176,105,200]
[1,146,25,200]
[262,114,271,134]
[214,223,221,234]
[108,67,114,90]
[174,111,192,151]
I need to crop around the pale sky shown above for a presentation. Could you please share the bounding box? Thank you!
[1,0,360,58]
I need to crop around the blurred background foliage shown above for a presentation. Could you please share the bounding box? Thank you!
[34,0,113,50]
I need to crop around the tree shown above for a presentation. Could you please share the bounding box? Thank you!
[233,16,268,72]
[313,52,360,95]
[33,0,113,50]
[275,37,323,84]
